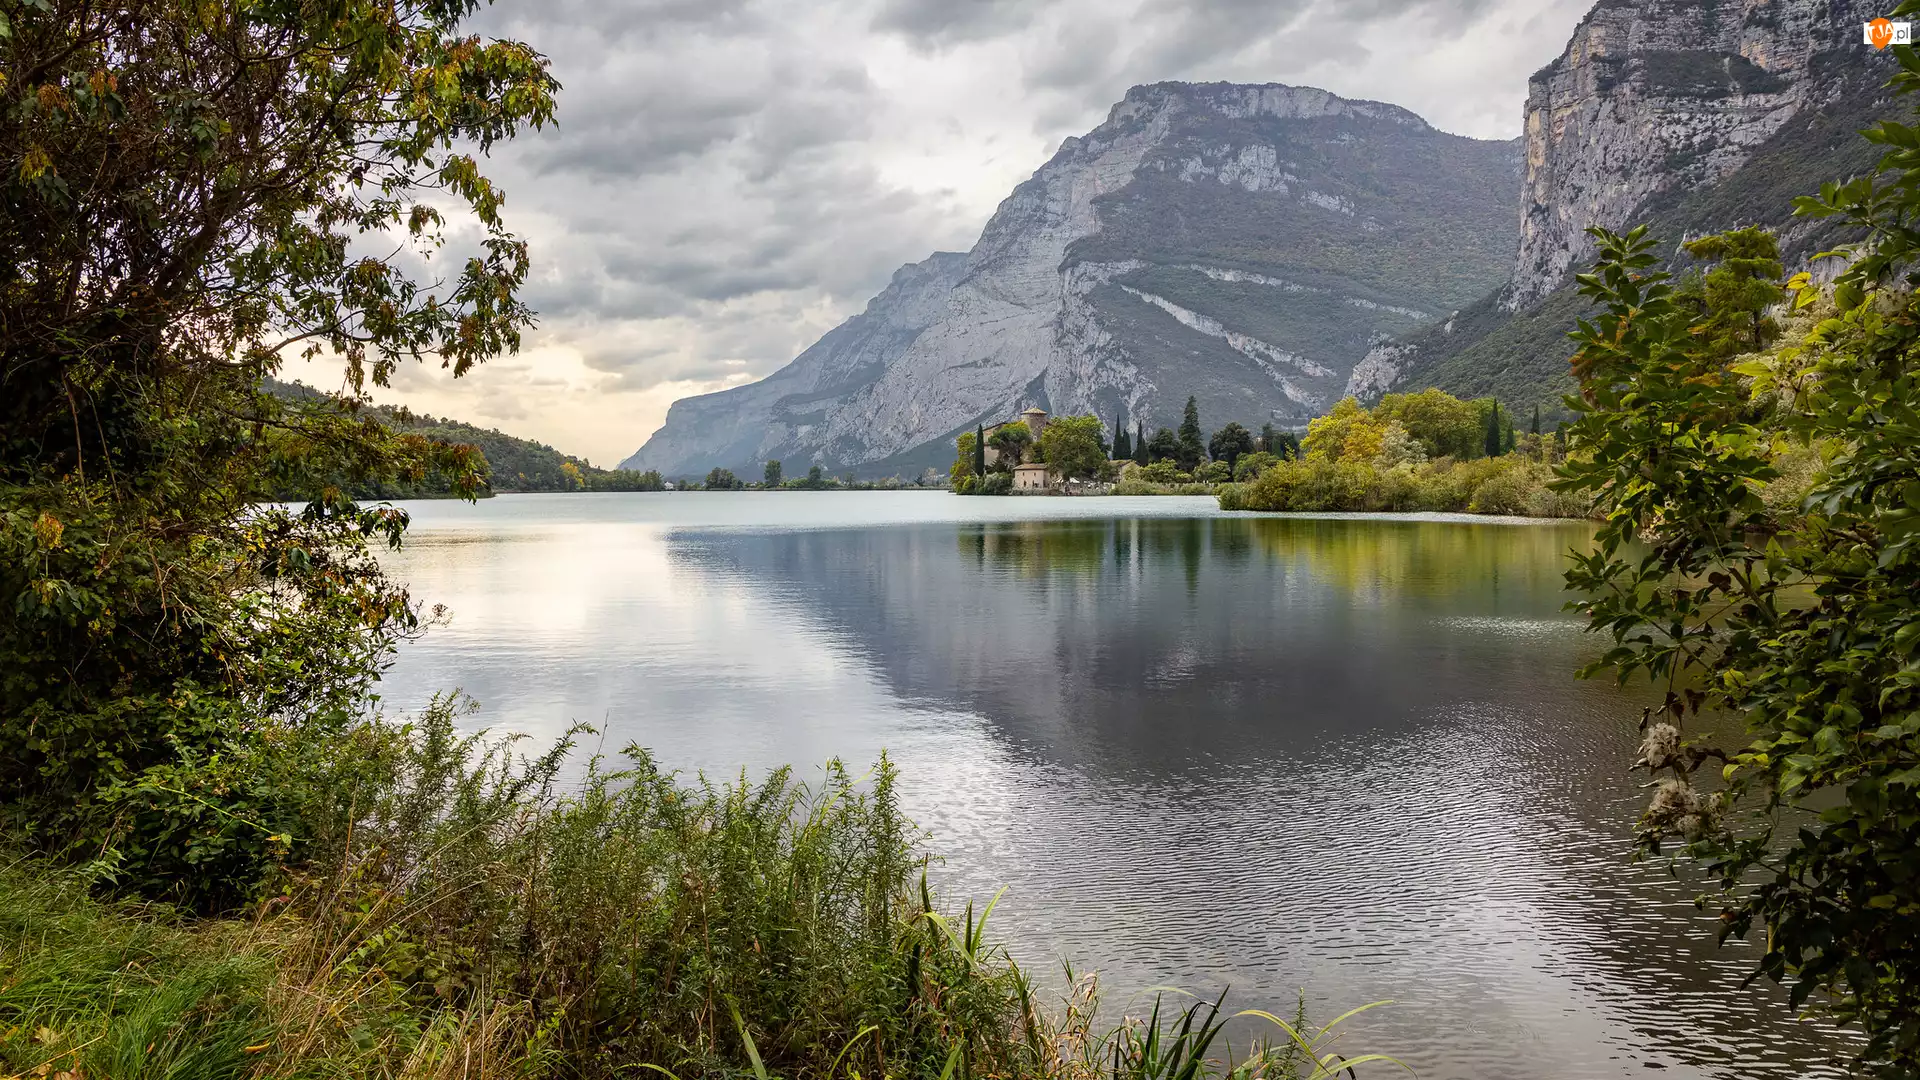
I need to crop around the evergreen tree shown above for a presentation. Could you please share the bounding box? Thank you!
[763,459,783,487]
[1113,419,1132,462]
[973,424,987,478]
[1178,396,1205,469]
[1530,404,1541,437]
[1134,423,1149,466]
[1483,400,1503,458]
[1260,422,1277,453]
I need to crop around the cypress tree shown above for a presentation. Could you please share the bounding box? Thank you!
[1484,401,1503,458]
[1530,403,1541,436]
[974,424,987,477]
[1178,396,1204,468]
[1113,416,1131,461]
[1134,423,1149,465]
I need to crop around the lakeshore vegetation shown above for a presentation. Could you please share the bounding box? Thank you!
[3,0,1920,1077]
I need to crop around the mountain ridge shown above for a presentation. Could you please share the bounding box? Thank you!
[623,81,1520,477]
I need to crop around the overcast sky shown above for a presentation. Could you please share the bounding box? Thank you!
[286,0,1594,466]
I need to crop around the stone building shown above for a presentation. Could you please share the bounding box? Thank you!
[1012,462,1050,492]
[981,407,1049,470]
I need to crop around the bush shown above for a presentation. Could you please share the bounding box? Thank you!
[1233,451,1280,481]
[1222,453,1583,516]
[1467,461,1544,515]
[0,702,1390,1080]
[1135,461,1191,484]
[973,472,1013,495]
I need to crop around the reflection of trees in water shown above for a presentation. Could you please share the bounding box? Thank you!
[685,518,1842,1078]
[956,517,1593,607]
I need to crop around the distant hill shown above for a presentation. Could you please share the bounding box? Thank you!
[263,379,661,496]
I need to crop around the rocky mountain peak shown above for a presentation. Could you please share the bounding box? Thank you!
[1509,0,1881,306]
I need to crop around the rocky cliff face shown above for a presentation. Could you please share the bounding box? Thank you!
[624,83,1519,477]
[1508,0,1881,307]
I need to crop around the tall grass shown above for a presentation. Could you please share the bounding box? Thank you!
[0,698,1399,1079]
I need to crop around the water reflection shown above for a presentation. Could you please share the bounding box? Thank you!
[377,497,1848,1080]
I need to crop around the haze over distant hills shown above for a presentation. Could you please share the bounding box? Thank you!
[622,0,1894,479]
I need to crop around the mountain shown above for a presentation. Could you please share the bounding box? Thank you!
[1367,0,1896,415]
[624,84,1521,477]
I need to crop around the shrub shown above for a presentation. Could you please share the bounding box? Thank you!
[1467,461,1542,515]
[974,472,1013,495]
[1233,451,1280,481]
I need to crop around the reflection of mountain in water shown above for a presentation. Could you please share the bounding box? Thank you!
[671,516,1849,1078]
[681,517,1596,774]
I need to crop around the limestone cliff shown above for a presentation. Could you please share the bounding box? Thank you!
[623,83,1519,477]
[1509,0,1883,307]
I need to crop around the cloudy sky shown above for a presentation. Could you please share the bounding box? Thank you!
[288,0,1594,466]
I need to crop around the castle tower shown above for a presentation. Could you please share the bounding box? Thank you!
[1020,407,1048,443]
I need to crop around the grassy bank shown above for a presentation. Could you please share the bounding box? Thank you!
[0,699,1389,1080]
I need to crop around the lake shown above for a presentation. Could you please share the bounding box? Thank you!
[374,490,1846,1079]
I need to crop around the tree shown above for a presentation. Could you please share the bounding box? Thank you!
[1144,428,1180,464]
[1259,422,1277,453]
[0,0,556,903]
[1207,423,1256,474]
[1037,415,1107,481]
[1177,396,1205,470]
[1375,388,1482,459]
[986,423,1032,471]
[1303,398,1387,462]
[1558,189,1920,1073]
[1482,399,1504,458]
[1113,418,1132,462]
[764,459,783,487]
[1134,423,1149,466]
[951,432,978,485]
[807,464,826,489]
[705,467,740,490]
[1530,404,1541,437]
[1272,431,1301,460]
[974,425,987,479]
[1677,225,1786,359]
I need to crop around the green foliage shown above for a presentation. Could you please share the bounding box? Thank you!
[1178,397,1205,470]
[1302,398,1385,462]
[0,0,557,905]
[1207,423,1255,472]
[973,472,1013,496]
[1481,400,1504,458]
[1374,388,1483,459]
[952,431,978,486]
[1557,89,1920,1063]
[1225,454,1577,517]
[1145,427,1180,463]
[1037,414,1108,481]
[1113,418,1133,462]
[764,459,783,487]
[1134,425,1151,466]
[987,422,1032,472]
[0,860,274,1080]
[1233,451,1280,481]
[704,467,742,491]
[1675,226,1785,360]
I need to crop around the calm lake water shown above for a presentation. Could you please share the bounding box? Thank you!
[375,491,1847,1079]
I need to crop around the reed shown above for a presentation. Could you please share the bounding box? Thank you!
[0,698,1400,1080]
